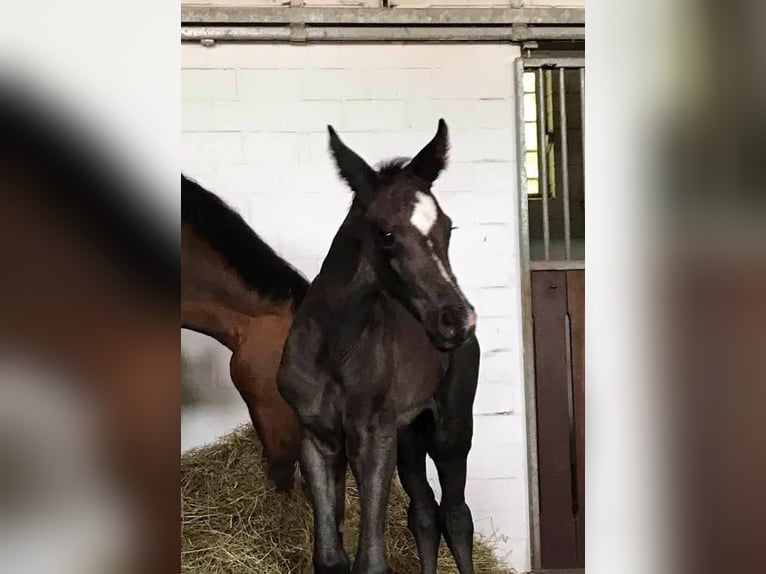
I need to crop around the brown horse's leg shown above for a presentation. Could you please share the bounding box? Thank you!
[229,314,301,491]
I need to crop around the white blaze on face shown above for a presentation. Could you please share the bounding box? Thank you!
[410,192,454,285]
[426,238,454,286]
[410,191,438,236]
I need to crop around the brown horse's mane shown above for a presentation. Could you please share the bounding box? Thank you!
[181,175,309,309]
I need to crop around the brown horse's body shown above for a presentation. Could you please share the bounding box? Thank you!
[181,175,306,489]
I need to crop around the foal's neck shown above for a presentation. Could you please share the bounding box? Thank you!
[317,213,381,326]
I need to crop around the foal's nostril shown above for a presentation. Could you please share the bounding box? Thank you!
[438,307,460,339]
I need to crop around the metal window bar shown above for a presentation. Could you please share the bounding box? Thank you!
[559,68,572,260]
[536,68,551,261]
[580,67,585,196]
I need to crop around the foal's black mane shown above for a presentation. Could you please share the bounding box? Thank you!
[182,175,309,308]
[344,158,417,214]
[376,157,410,180]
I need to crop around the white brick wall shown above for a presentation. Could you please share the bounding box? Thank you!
[183,0,583,6]
[182,43,529,572]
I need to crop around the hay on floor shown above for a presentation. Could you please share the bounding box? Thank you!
[182,425,515,574]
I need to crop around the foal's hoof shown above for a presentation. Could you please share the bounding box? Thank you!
[315,560,351,574]
[267,461,295,492]
[350,563,392,574]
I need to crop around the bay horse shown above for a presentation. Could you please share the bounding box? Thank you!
[0,83,178,573]
[182,174,307,490]
[278,120,480,574]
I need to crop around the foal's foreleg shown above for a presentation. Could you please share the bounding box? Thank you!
[301,432,350,574]
[431,337,479,574]
[397,422,440,574]
[347,427,397,574]
[433,454,474,574]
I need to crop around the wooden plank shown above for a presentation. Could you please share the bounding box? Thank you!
[566,270,585,566]
[532,270,578,568]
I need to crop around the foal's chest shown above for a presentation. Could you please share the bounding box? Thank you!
[333,302,447,416]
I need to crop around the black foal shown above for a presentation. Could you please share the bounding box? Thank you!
[278,120,480,574]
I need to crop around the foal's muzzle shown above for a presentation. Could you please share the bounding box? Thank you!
[435,304,477,350]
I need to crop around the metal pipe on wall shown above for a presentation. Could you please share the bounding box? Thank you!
[181,6,586,26]
[180,25,584,43]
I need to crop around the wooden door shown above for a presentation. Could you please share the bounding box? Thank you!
[532,269,585,570]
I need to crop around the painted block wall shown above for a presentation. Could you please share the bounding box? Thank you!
[181,42,529,571]
[182,1,584,8]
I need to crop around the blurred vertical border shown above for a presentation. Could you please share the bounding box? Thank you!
[0,2,179,573]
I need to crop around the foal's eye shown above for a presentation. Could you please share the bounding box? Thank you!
[378,230,395,248]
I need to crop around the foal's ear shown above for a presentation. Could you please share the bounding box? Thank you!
[408,119,450,183]
[328,125,377,204]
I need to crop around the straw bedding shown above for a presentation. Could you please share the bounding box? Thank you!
[182,425,515,574]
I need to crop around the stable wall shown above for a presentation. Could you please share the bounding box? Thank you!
[182,1,584,7]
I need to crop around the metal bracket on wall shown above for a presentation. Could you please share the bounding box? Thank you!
[522,39,539,56]
[289,22,307,43]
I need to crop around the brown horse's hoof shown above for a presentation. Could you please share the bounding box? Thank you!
[268,461,295,492]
